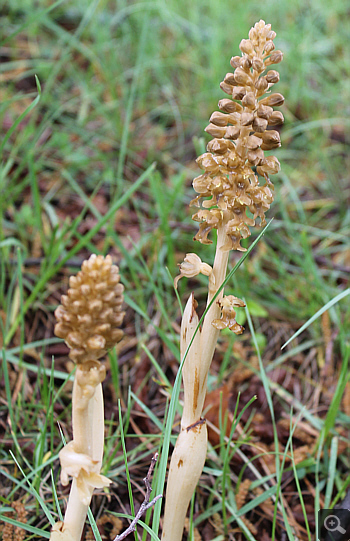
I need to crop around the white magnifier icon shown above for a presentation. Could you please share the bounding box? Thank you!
[324,514,346,534]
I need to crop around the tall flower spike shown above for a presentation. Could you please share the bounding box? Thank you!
[55,254,125,363]
[164,21,284,541]
[192,19,284,252]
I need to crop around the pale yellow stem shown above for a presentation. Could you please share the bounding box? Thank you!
[161,421,207,541]
[197,215,230,412]
[181,293,202,428]
[50,363,106,541]
[162,218,231,541]
[63,379,104,540]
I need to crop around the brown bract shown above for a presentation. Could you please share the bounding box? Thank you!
[192,20,284,251]
[54,254,125,363]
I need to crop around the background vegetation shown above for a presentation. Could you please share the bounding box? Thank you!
[0,0,349,540]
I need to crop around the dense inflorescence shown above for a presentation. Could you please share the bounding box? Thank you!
[55,254,124,363]
[191,20,284,252]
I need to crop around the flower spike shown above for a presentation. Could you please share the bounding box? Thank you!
[192,19,284,252]
[162,20,284,541]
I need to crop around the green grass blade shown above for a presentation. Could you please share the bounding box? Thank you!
[323,343,350,440]
[0,76,41,154]
[118,399,137,541]
[0,514,51,539]
[324,436,338,509]
[282,288,350,349]
[87,508,103,541]
[9,450,55,526]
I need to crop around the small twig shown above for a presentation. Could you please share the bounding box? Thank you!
[113,453,162,541]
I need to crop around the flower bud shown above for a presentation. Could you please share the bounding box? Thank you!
[268,111,284,126]
[261,130,281,145]
[246,135,263,150]
[241,112,254,126]
[249,27,258,42]
[258,155,280,174]
[205,123,227,138]
[193,174,211,194]
[265,50,283,66]
[262,23,272,37]
[256,104,273,119]
[196,153,220,172]
[209,111,229,126]
[224,72,237,85]
[264,41,275,54]
[230,55,241,69]
[224,126,241,140]
[240,56,252,70]
[259,93,284,107]
[261,142,280,150]
[231,87,246,100]
[252,56,264,73]
[239,39,255,55]
[242,92,257,109]
[218,99,243,113]
[220,81,234,95]
[255,77,268,93]
[247,148,264,165]
[266,70,280,83]
[252,117,268,132]
[234,67,253,86]
[207,138,229,155]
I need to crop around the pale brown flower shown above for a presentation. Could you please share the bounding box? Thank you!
[192,20,283,251]
[212,295,246,334]
[174,253,213,289]
[55,254,125,363]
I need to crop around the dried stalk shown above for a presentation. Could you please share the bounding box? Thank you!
[113,453,162,541]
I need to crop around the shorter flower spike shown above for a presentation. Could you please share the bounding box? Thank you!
[212,295,246,334]
[174,253,213,289]
[55,254,125,363]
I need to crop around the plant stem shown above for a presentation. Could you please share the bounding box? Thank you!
[162,221,230,541]
[197,215,230,411]
[64,378,104,539]
[50,363,106,541]
[161,420,207,541]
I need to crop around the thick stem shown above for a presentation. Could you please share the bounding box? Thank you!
[64,375,104,540]
[50,363,106,541]
[181,293,203,428]
[197,216,230,412]
[162,219,230,541]
[161,421,207,541]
